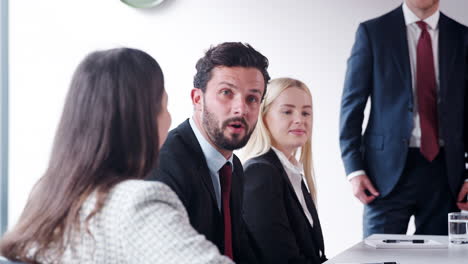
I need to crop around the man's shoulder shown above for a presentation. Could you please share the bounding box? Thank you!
[159,120,204,171]
[161,120,198,156]
[440,12,468,32]
[360,5,402,29]
[163,119,191,147]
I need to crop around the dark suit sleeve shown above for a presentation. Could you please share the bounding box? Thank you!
[339,23,373,175]
[464,32,468,179]
[237,217,260,264]
[243,162,312,264]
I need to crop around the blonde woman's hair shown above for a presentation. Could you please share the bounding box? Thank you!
[239,77,317,202]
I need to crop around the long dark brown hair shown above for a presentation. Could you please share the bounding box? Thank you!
[0,48,165,263]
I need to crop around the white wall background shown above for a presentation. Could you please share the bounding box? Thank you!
[8,0,468,258]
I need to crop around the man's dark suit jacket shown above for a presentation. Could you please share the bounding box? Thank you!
[153,119,254,263]
[243,150,327,264]
[340,5,468,198]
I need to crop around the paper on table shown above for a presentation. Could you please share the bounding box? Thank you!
[335,262,398,264]
[335,263,398,264]
[364,238,447,249]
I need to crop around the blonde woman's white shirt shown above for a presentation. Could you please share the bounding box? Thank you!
[271,147,314,228]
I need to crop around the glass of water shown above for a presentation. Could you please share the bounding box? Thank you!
[448,212,468,244]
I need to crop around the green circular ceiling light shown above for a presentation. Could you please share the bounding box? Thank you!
[121,0,166,8]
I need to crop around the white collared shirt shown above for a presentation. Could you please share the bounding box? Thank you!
[271,147,314,228]
[402,2,441,148]
[189,117,234,210]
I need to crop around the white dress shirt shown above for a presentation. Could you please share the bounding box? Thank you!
[403,2,441,148]
[271,147,314,228]
[348,3,444,181]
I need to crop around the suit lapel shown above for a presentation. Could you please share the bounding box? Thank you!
[266,150,325,258]
[391,6,413,101]
[438,13,456,103]
[265,152,315,229]
[265,151,301,209]
[178,120,219,209]
[230,157,243,248]
[301,181,325,257]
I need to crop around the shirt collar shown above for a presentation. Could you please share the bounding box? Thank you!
[189,117,233,173]
[402,2,440,30]
[271,147,310,193]
[271,147,304,175]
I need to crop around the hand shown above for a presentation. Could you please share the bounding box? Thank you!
[456,182,468,211]
[350,174,380,204]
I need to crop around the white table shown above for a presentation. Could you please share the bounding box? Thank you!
[325,234,468,264]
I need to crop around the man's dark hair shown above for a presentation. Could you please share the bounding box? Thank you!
[193,42,270,95]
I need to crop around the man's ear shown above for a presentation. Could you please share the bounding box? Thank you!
[191,88,203,112]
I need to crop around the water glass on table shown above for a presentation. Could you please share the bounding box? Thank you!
[448,212,468,244]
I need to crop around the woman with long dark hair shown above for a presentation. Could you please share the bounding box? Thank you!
[0,48,233,264]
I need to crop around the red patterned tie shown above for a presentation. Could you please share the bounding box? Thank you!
[219,162,233,259]
[416,21,439,162]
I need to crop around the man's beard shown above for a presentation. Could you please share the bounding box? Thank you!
[202,104,254,151]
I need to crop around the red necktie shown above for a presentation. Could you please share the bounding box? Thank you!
[416,21,439,162]
[219,162,233,259]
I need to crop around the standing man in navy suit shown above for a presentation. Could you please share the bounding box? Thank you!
[340,0,468,238]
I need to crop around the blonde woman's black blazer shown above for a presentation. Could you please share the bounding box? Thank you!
[243,149,327,264]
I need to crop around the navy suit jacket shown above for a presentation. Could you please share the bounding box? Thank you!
[340,6,468,197]
[243,150,327,264]
[151,119,256,263]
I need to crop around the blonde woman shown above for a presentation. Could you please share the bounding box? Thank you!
[241,78,327,264]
